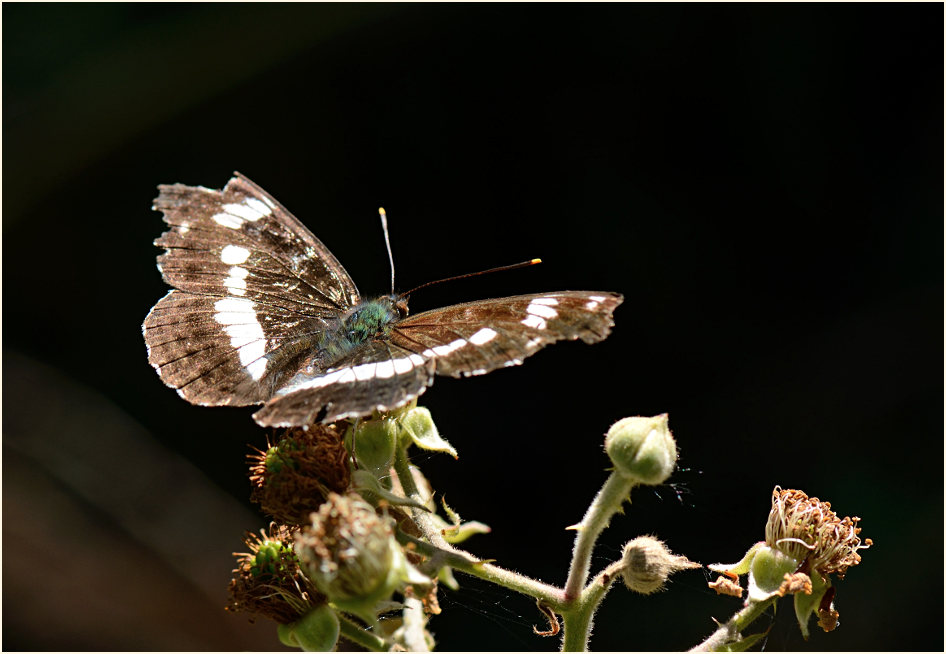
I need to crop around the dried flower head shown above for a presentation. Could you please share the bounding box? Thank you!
[227,523,326,624]
[765,486,872,579]
[709,486,873,641]
[249,422,352,525]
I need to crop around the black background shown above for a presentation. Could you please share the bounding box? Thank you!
[3,4,941,651]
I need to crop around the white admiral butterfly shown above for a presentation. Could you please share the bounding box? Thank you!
[143,173,623,427]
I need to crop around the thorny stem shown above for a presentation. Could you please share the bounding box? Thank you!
[688,596,777,652]
[397,529,567,609]
[393,445,567,609]
[393,445,637,652]
[337,613,387,652]
[561,561,624,652]
[564,472,635,600]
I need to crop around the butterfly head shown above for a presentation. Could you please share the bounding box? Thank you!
[342,295,409,345]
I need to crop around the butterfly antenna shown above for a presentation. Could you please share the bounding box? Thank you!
[399,258,542,299]
[379,207,396,294]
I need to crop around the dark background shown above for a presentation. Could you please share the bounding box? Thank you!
[3,4,941,651]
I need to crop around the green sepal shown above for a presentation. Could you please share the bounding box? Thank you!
[278,623,299,648]
[708,541,765,577]
[279,605,340,651]
[442,520,491,544]
[398,406,457,458]
[716,632,767,651]
[351,470,431,512]
[793,572,831,640]
[747,545,800,602]
[438,566,460,591]
[329,542,432,627]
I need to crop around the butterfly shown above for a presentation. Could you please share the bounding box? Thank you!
[143,173,623,428]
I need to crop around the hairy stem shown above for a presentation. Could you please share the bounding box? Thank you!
[564,472,635,599]
[337,613,388,651]
[561,560,624,651]
[400,596,431,651]
[689,596,776,652]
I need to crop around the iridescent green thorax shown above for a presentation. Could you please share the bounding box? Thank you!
[317,296,407,364]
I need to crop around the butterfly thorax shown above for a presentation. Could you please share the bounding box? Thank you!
[317,295,409,363]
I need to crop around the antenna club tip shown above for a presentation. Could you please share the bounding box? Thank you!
[378,207,386,216]
[531,258,542,265]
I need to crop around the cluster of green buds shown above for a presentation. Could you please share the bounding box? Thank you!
[229,405,487,650]
[708,486,873,639]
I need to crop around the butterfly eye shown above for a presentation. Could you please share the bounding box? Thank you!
[395,298,410,318]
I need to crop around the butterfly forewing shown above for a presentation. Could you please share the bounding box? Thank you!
[391,291,623,377]
[144,174,360,406]
[153,174,360,312]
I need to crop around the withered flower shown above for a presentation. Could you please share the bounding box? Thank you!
[249,422,352,525]
[227,523,326,625]
[709,486,872,639]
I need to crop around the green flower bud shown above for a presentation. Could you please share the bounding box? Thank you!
[352,418,398,479]
[278,605,340,652]
[295,494,396,602]
[295,493,430,625]
[604,414,677,484]
[619,535,699,594]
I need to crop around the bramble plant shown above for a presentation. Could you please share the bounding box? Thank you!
[226,406,872,651]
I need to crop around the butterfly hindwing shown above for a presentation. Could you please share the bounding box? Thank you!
[144,290,334,405]
[252,340,437,427]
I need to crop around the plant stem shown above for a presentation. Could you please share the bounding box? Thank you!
[688,596,777,652]
[397,511,567,609]
[561,560,624,651]
[337,613,388,651]
[401,596,431,651]
[564,472,635,600]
